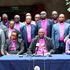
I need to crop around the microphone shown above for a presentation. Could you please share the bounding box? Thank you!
[35,43,39,56]
[41,43,45,56]
[47,53,52,57]
[35,46,39,55]
[42,48,44,56]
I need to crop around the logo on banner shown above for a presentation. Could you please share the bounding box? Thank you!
[34,66,40,70]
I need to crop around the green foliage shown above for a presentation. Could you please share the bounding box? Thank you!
[66,0,70,12]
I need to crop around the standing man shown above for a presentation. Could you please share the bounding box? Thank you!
[34,14,40,23]
[1,13,9,28]
[20,16,37,52]
[25,13,36,25]
[50,11,58,24]
[37,11,52,38]
[14,15,24,39]
[14,15,24,32]
[52,14,70,54]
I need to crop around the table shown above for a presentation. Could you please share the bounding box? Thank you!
[0,54,70,70]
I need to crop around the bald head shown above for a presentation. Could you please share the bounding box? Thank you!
[26,16,32,24]
[38,28,45,33]
[40,11,47,15]
[9,20,14,29]
[10,20,14,24]
[38,28,45,38]
[52,11,58,15]
[59,14,65,17]
[35,14,40,18]
[26,13,31,17]
[58,14,65,23]
[40,11,47,19]
[35,14,40,22]
[14,15,20,18]
[2,13,8,23]
[26,16,31,19]
[2,13,8,18]
[52,11,58,20]
[14,15,20,23]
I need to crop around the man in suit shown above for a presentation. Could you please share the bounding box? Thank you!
[0,28,5,55]
[20,16,37,52]
[25,13,36,25]
[50,11,58,24]
[4,31,24,55]
[14,15,24,32]
[28,28,54,55]
[14,15,24,39]
[36,11,52,38]
[1,13,9,28]
[34,14,40,23]
[52,14,70,54]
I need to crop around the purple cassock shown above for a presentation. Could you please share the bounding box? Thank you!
[65,39,70,54]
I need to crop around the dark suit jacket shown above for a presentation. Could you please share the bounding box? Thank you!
[36,19,52,38]
[50,19,58,24]
[1,21,9,28]
[4,39,24,55]
[28,35,54,54]
[20,24,37,49]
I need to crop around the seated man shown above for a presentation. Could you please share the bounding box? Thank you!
[4,31,24,55]
[65,37,70,54]
[28,28,54,56]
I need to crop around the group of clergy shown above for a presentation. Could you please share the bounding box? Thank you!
[0,10,70,56]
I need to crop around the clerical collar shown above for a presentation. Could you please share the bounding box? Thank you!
[26,23,31,26]
[15,22,19,24]
[52,19,58,23]
[12,39,17,42]
[59,22,64,25]
[41,18,47,21]
[39,36,44,39]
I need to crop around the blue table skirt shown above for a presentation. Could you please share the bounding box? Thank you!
[0,54,70,70]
